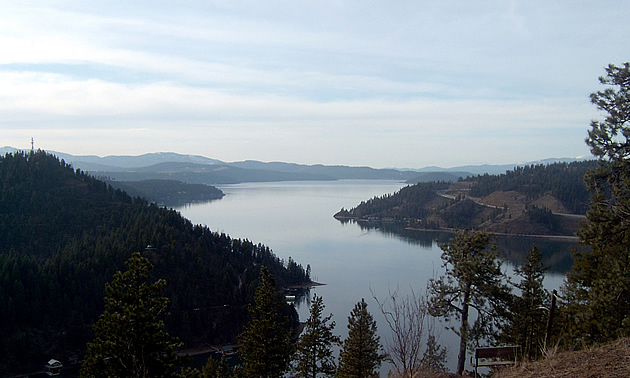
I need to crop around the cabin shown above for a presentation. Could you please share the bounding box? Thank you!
[45,359,63,376]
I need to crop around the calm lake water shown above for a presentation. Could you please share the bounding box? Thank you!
[176,180,574,375]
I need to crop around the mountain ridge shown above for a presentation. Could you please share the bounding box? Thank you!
[0,146,591,184]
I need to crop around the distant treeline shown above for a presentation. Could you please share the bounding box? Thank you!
[0,151,310,375]
[106,178,225,207]
[335,181,449,221]
[466,160,596,214]
[336,161,596,235]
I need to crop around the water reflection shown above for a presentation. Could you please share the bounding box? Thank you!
[351,220,449,248]
[494,236,583,274]
[343,219,581,275]
[285,286,311,308]
[169,197,223,209]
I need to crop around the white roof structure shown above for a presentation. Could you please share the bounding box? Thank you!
[46,359,62,367]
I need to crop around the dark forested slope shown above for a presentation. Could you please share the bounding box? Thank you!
[335,161,595,237]
[106,179,225,207]
[0,151,310,374]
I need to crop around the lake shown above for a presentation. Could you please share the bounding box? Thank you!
[176,180,573,375]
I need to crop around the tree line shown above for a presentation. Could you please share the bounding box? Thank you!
[0,151,310,374]
[73,226,561,378]
[466,160,596,215]
[80,256,388,378]
[106,179,225,207]
[334,181,449,221]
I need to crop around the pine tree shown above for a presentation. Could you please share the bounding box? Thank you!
[420,335,448,373]
[502,246,549,359]
[237,266,293,377]
[201,355,229,378]
[80,252,184,377]
[427,229,511,375]
[293,294,340,377]
[565,62,630,343]
[336,299,384,378]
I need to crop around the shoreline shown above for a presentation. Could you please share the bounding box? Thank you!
[336,217,579,242]
[404,226,579,242]
[179,282,325,358]
[286,281,326,289]
[178,345,219,357]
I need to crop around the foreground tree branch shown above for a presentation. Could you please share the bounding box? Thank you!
[373,287,447,377]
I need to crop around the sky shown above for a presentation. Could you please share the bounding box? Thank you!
[1,1,628,168]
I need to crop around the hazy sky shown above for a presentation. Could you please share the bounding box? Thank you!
[1,1,628,168]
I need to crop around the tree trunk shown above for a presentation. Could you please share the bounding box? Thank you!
[457,286,471,376]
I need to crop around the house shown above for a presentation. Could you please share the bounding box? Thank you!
[45,359,63,376]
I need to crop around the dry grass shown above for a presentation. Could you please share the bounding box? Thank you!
[492,338,630,378]
[387,372,460,378]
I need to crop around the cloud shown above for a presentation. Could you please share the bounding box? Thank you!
[0,69,590,124]
[0,67,593,168]
[0,0,624,167]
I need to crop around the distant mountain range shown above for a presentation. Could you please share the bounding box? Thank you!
[0,147,591,185]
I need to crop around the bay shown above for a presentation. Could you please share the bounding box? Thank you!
[176,179,573,375]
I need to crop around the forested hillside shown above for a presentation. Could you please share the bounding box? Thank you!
[0,151,310,375]
[107,179,225,207]
[335,161,595,237]
[468,160,596,214]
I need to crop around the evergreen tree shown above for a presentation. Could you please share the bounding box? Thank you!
[420,335,448,374]
[502,246,549,359]
[336,299,384,378]
[565,62,630,343]
[293,294,340,377]
[427,229,511,375]
[202,356,230,378]
[80,252,184,377]
[237,266,293,377]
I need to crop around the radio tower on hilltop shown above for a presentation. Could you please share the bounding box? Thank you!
[31,137,34,152]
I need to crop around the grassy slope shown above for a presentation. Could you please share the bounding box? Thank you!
[493,338,630,378]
